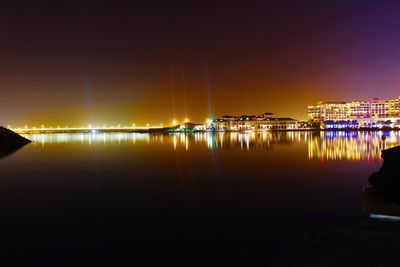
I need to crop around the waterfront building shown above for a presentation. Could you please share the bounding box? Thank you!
[173,122,202,131]
[370,98,389,118]
[194,124,208,131]
[348,101,371,119]
[389,96,400,117]
[307,101,348,122]
[210,113,297,131]
[307,102,325,123]
[228,112,298,131]
[308,96,400,128]
[229,116,258,131]
[213,118,232,131]
[256,118,298,130]
[324,102,349,121]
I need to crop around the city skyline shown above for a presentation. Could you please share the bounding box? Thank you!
[1,2,400,266]
[2,1,400,126]
[4,94,399,129]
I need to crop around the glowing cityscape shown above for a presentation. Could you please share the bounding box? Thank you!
[22,131,400,162]
[8,96,400,133]
[308,96,400,129]
[2,1,400,265]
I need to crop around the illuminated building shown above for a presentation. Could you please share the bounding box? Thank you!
[389,96,400,117]
[370,98,389,118]
[348,101,371,118]
[307,102,348,122]
[307,102,325,123]
[209,113,297,131]
[213,117,233,131]
[308,96,400,128]
[324,102,349,121]
[256,118,298,130]
[172,122,202,132]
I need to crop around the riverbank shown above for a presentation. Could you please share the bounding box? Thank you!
[11,127,400,134]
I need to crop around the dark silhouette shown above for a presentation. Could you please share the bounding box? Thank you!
[369,145,400,202]
[0,126,31,158]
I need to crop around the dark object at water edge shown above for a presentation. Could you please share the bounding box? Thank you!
[369,146,400,202]
[0,126,32,158]
[271,214,400,266]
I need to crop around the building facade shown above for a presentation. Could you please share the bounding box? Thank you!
[307,102,324,123]
[201,113,298,131]
[389,97,400,117]
[324,102,349,121]
[348,101,371,119]
[307,102,349,122]
[370,98,389,118]
[308,96,400,128]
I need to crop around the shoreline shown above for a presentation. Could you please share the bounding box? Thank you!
[14,128,400,135]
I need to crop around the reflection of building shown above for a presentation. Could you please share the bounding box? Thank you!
[191,131,300,150]
[307,131,400,161]
[173,131,400,161]
[308,96,400,128]
[206,113,298,131]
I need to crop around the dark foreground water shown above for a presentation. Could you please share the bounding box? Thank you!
[0,131,399,266]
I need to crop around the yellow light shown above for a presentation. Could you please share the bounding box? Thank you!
[184,118,189,123]
[172,120,177,125]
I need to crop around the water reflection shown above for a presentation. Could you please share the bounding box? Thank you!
[0,142,29,159]
[23,131,400,161]
[308,131,400,162]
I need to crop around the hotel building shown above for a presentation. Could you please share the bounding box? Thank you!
[308,96,400,128]
[196,113,298,131]
[370,98,389,118]
[348,101,371,118]
[389,96,400,116]
[308,101,349,122]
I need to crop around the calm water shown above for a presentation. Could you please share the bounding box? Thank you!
[1,131,399,266]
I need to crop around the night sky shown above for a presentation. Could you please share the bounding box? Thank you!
[1,0,400,126]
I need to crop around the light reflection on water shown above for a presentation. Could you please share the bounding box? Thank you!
[23,131,400,161]
[5,130,399,265]
[308,131,399,162]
